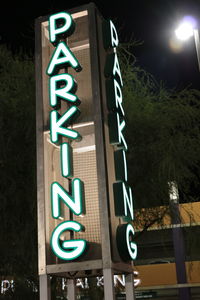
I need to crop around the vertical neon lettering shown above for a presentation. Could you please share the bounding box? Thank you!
[48,10,87,262]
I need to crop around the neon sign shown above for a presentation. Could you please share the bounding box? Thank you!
[45,10,137,263]
[47,12,87,261]
[103,20,137,261]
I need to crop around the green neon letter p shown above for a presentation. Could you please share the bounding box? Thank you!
[49,12,75,44]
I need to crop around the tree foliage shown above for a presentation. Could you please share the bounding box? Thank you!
[119,43,200,208]
[0,45,36,277]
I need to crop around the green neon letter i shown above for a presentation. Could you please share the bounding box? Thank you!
[61,143,73,178]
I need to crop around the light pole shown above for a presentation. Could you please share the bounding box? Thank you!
[193,29,200,71]
[169,182,191,300]
[175,16,200,71]
[172,17,198,300]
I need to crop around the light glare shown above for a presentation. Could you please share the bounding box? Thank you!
[175,22,194,41]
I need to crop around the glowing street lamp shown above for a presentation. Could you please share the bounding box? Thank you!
[175,22,194,41]
[175,16,200,71]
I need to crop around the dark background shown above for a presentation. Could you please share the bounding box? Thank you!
[0,0,199,89]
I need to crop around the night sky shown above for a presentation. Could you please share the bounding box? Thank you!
[1,0,199,89]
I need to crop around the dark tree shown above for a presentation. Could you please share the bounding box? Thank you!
[120,44,200,209]
[0,45,37,281]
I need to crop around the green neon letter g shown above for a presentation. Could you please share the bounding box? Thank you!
[51,221,87,260]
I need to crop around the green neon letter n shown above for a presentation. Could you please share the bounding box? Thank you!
[51,179,84,218]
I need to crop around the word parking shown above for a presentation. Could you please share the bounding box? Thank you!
[47,12,87,261]
[103,20,137,261]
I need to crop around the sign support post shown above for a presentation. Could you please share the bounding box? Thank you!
[103,269,115,300]
[67,279,76,300]
[39,275,51,300]
[125,273,135,300]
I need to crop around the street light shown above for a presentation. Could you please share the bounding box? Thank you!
[175,16,200,71]
[175,22,194,41]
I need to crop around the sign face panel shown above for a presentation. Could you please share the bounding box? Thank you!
[36,7,103,273]
[35,4,137,276]
[100,19,137,262]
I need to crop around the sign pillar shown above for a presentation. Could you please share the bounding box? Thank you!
[125,273,135,300]
[67,279,76,300]
[39,275,51,300]
[103,269,115,300]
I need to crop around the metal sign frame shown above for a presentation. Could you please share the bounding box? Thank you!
[35,3,135,299]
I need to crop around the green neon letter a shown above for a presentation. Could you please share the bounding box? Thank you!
[47,42,82,75]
